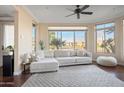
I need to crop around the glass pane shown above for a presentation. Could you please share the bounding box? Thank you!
[104,29,115,53]
[56,31,61,40]
[49,32,57,50]
[96,24,104,29]
[105,23,114,28]
[32,26,36,51]
[49,31,62,50]
[62,32,74,50]
[49,32,56,42]
[4,25,14,49]
[96,22,115,53]
[75,31,86,50]
[96,30,105,53]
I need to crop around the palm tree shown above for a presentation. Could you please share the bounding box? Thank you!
[100,38,115,53]
[50,38,65,49]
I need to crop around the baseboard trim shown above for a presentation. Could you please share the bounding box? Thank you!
[14,70,22,76]
[118,63,124,66]
[0,66,3,69]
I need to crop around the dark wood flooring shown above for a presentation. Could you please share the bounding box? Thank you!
[0,62,124,87]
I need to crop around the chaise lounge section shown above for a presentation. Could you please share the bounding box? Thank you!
[30,58,59,73]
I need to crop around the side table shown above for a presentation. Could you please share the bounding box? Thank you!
[22,62,31,73]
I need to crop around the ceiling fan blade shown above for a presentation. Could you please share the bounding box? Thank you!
[77,13,80,19]
[66,8,74,12]
[81,12,93,15]
[80,5,90,11]
[65,13,75,17]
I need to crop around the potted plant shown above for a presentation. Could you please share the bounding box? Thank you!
[3,45,14,55]
[39,40,45,50]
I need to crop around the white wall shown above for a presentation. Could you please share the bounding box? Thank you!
[115,18,124,64]
[39,24,49,50]
[0,24,3,67]
[14,6,37,75]
[0,22,14,67]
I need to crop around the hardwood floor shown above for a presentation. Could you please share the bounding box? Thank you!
[0,68,31,87]
[0,62,124,87]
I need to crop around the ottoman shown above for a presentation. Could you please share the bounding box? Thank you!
[30,58,59,73]
[96,56,117,66]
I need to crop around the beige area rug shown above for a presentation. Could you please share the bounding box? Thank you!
[22,65,124,87]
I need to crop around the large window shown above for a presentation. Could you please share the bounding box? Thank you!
[49,27,87,50]
[96,23,115,53]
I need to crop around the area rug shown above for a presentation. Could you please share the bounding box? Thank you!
[22,65,124,87]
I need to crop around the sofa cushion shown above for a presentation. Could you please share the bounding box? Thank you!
[76,49,91,57]
[76,50,85,57]
[70,50,77,57]
[30,53,38,62]
[56,57,75,66]
[30,58,59,73]
[31,58,59,69]
[36,50,44,59]
[54,50,70,57]
[83,52,92,57]
[75,57,92,63]
[44,50,54,58]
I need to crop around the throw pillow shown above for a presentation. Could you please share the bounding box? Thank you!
[44,50,54,58]
[36,50,44,59]
[76,50,85,57]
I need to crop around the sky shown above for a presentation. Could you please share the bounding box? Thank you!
[32,27,36,38]
[55,31,86,42]
[97,30,114,40]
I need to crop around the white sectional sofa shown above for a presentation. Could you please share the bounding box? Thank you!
[30,49,92,73]
[53,50,92,66]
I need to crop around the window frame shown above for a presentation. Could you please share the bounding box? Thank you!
[95,22,115,54]
[48,29,87,50]
[32,24,37,52]
[123,20,124,56]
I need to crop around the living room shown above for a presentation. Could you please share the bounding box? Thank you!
[0,4,124,88]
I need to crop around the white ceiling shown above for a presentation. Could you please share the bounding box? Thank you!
[24,5,124,24]
[0,6,15,21]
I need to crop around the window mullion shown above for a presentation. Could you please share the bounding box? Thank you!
[74,31,75,50]
[104,29,106,53]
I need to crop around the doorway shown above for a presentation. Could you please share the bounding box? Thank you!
[0,23,14,76]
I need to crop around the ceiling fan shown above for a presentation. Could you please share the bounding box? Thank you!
[66,5,93,19]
